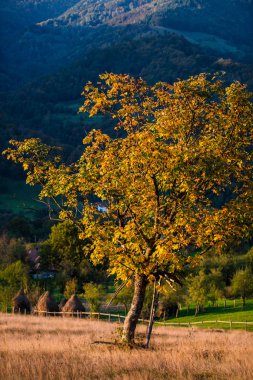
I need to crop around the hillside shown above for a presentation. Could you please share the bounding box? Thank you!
[1,0,253,134]
[3,30,253,156]
[1,0,79,27]
[39,0,253,45]
[1,0,252,90]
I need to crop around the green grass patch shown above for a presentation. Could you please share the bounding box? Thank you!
[161,299,253,331]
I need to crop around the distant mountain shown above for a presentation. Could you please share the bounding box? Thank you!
[1,0,79,28]
[39,0,253,45]
[1,0,253,152]
[1,0,252,91]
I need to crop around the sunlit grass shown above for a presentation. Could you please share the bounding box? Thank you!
[164,300,253,331]
[1,313,252,380]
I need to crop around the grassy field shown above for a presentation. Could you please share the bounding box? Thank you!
[0,313,253,380]
[163,300,253,331]
[0,178,42,217]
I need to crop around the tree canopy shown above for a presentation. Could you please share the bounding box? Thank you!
[4,73,253,342]
[231,268,253,306]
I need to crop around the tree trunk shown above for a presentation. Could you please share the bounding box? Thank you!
[122,274,147,344]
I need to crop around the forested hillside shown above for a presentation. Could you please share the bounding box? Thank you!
[40,0,253,45]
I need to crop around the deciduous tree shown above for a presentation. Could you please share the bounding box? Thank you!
[4,73,253,343]
[231,268,253,306]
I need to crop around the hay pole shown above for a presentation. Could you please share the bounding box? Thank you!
[146,279,159,349]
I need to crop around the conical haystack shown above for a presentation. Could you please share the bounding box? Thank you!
[58,297,67,311]
[62,294,85,316]
[36,291,59,315]
[12,289,31,314]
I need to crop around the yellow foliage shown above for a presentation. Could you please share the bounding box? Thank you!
[3,73,253,283]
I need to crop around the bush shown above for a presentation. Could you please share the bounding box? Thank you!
[64,278,77,299]
[83,283,105,312]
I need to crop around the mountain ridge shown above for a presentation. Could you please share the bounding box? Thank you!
[37,0,253,45]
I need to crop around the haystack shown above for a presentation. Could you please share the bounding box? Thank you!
[58,297,67,311]
[62,294,85,316]
[36,291,59,315]
[12,288,31,314]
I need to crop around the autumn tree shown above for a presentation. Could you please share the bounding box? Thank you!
[4,73,253,344]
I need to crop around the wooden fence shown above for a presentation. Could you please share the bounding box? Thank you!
[4,308,253,331]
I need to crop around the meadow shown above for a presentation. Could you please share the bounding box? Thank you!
[0,313,253,380]
[162,299,253,332]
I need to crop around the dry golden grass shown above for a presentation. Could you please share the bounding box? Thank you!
[0,313,252,380]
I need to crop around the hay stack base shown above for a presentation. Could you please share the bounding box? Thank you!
[13,289,31,314]
[62,294,85,317]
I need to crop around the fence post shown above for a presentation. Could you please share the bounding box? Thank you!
[98,313,100,320]
[118,314,121,323]
[109,313,111,322]
[230,320,232,330]
[245,320,247,332]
